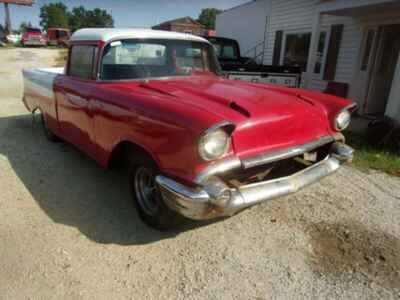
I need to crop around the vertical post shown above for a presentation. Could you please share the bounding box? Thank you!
[304,9,321,89]
[4,3,12,35]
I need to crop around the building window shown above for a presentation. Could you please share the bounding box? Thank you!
[314,31,327,74]
[283,33,311,72]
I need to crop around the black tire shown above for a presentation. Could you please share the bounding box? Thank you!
[129,156,183,230]
[39,112,60,142]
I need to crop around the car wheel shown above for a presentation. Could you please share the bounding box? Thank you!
[38,111,59,142]
[129,158,183,230]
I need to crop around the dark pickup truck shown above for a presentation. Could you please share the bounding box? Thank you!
[206,36,302,88]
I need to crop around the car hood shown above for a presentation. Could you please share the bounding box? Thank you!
[128,76,333,158]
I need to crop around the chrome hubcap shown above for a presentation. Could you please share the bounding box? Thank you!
[134,167,159,216]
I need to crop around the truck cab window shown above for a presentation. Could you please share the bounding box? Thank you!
[69,45,97,79]
[221,46,237,59]
[209,40,239,60]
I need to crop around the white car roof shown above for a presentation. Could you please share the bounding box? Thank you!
[70,28,209,44]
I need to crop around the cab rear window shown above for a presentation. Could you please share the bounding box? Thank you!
[69,45,97,79]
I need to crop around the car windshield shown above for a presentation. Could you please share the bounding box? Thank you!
[100,39,221,80]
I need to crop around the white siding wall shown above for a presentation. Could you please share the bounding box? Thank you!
[216,0,270,55]
[263,0,363,92]
[218,0,366,93]
[309,15,362,91]
[263,0,318,65]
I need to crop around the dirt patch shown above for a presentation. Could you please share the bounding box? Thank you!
[306,221,400,291]
[18,49,38,62]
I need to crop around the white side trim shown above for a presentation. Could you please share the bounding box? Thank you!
[23,68,59,100]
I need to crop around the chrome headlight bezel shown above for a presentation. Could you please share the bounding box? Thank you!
[198,122,234,161]
[334,109,351,131]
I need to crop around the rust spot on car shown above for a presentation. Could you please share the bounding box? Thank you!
[305,221,400,290]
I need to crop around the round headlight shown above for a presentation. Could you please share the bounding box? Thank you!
[199,129,230,161]
[335,110,351,131]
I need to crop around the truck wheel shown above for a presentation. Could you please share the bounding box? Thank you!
[129,158,183,230]
[38,111,59,142]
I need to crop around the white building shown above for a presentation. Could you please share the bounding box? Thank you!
[216,0,400,119]
[216,1,270,62]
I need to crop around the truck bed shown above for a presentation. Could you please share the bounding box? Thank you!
[22,67,63,112]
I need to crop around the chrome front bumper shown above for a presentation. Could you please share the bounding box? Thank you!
[156,142,354,220]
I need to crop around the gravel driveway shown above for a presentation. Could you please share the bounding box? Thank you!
[0,48,399,299]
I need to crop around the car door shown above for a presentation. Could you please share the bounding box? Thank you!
[54,44,98,156]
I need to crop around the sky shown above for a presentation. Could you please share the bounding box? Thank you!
[0,0,250,30]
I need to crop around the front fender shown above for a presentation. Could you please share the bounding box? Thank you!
[290,88,357,132]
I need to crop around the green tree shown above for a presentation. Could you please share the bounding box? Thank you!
[197,8,222,29]
[86,8,114,28]
[39,3,69,31]
[39,3,114,32]
[68,6,85,32]
[69,6,114,32]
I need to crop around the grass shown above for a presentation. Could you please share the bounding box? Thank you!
[345,132,400,176]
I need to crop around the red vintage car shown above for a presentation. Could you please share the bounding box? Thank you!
[21,27,47,47]
[22,29,356,230]
[47,27,71,47]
